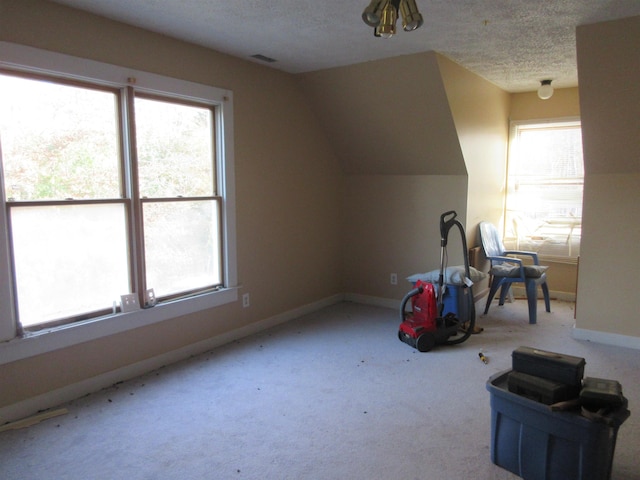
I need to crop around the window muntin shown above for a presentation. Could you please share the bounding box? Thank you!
[0,70,225,330]
[504,120,584,261]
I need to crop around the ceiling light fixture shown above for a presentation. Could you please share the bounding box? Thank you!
[537,79,554,100]
[362,0,424,38]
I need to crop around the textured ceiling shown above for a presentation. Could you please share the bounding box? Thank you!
[47,0,640,92]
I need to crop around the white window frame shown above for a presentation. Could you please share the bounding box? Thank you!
[0,42,237,363]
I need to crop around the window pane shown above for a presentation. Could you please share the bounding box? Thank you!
[0,74,121,201]
[505,122,583,259]
[10,204,130,327]
[135,97,215,197]
[143,200,221,297]
[512,126,584,178]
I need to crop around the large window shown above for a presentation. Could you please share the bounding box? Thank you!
[504,119,583,261]
[0,43,236,347]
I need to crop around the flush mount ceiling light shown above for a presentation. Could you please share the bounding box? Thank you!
[537,79,554,100]
[362,0,424,38]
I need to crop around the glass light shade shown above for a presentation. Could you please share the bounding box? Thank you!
[362,0,385,27]
[400,0,424,31]
[377,1,397,38]
[538,80,554,100]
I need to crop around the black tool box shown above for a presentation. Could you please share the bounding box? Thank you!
[507,370,580,405]
[580,377,625,410]
[512,346,585,387]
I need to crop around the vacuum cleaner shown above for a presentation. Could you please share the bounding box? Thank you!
[398,210,476,352]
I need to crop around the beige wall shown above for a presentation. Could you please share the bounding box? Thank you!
[298,52,470,300]
[438,57,581,299]
[510,88,581,120]
[509,87,582,298]
[0,0,343,409]
[436,55,510,297]
[1,0,638,416]
[437,55,511,247]
[341,175,468,300]
[575,16,640,337]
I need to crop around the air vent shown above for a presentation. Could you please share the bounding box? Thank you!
[251,54,277,63]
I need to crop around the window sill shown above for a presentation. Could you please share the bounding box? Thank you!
[0,287,238,366]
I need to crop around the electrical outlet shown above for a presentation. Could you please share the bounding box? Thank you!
[120,293,139,312]
[144,288,156,308]
[390,273,398,285]
[242,293,250,308]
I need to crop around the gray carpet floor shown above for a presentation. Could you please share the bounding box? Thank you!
[1,299,638,479]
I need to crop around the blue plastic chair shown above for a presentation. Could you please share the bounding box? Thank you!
[479,222,551,324]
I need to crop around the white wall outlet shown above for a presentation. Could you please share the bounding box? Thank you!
[390,273,398,285]
[242,293,250,308]
[120,293,140,312]
[144,288,156,307]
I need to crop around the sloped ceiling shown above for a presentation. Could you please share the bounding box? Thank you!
[299,52,465,175]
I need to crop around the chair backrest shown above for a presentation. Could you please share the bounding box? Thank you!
[479,222,506,258]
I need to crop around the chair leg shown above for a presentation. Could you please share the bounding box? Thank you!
[484,277,503,314]
[525,279,538,324]
[498,284,511,306]
[542,281,551,313]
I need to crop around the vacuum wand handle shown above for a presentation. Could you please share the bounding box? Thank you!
[440,210,457,247]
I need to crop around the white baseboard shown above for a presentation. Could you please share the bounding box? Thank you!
[346,292,639,351]
[344,293,399,310]
[10,291,619,425]
[345,291,490,312]
[509,286,576,302]
[0,294,344,425]
[346,287,572,311]
[572,326,640,350]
